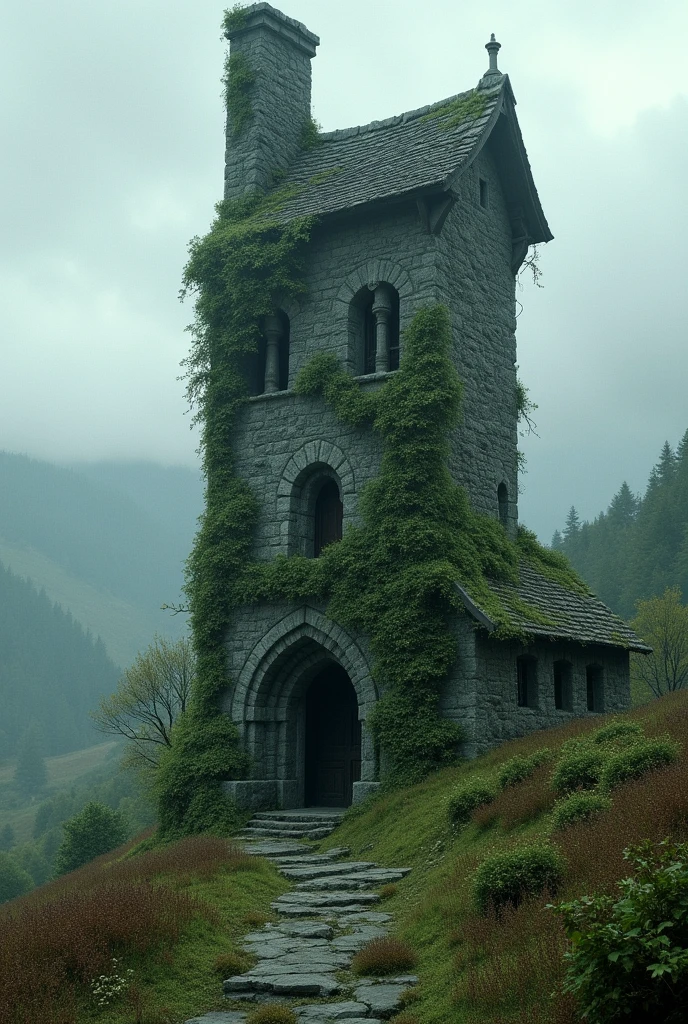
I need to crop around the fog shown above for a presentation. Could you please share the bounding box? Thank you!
[1,0,686,540]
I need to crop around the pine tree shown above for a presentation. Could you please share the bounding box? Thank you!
[13,724,47,796]
[551,530,563,550]
[563,506,580,540]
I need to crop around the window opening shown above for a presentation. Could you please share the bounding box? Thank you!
[263,311,290,393]
[497,482,508,528]
[554,660,573,711]
[351,283,400,375]
[517,656,537,708]
[363,298,376,375]
[479,178,489,209]
[586,665,604,712]
[314,480,343,557]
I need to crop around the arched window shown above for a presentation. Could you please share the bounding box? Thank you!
[249,311,290,395]
[349,284,400,374]
[553,660,573,711]
[314,479,343,557]
[498,482,509,528]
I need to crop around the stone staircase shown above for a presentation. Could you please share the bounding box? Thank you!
[185,809,415,1024]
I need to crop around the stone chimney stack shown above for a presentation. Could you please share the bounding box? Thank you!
[223,3,319,200]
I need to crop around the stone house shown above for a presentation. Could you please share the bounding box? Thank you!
[218,3,648,810]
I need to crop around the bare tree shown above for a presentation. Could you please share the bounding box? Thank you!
[631,587,688,698]
[91,635,194,776]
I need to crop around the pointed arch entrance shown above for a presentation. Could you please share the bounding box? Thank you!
[305,664,361,806]
[226,608,379,809]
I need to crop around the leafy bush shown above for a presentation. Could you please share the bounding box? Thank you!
[591,721,644,746]
[448,779,497,824]
[497,749,553,789]
[551,748,607,795]
[0,851,33,904]
[473,845,565,913]
[551,792,612,831]
[352,936,417,976]
[556,840,688,1023]
[246,1006,297,1024]
[599,738,680,792]
[55,802,128,875]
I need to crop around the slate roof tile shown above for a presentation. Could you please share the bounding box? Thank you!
[461,562,651,652]
[270,83,503,222]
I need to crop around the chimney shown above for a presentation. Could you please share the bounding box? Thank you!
[223,3,320,200]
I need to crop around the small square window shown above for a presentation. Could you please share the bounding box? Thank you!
[479,178,489,209]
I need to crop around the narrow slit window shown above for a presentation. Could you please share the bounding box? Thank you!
[586,665,604,713]
[554,660,573,711]
[479,178,489,209]
[517,656,538,708]
[314,480,343,557]
[497,482,508,527]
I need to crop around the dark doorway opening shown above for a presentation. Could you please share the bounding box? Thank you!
[305,665,361,807]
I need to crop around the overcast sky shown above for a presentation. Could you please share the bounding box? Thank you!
[1,0,687,541]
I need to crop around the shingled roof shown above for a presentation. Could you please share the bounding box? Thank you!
[456,563,651,652]
[271,74,552,246]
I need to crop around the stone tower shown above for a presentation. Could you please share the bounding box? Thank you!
[217,5,646,811]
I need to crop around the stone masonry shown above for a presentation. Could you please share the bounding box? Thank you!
[211,4,648,811]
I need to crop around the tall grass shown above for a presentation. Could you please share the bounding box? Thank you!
[0,837,250,1024]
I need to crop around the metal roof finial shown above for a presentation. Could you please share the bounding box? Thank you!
[485,33,502,76]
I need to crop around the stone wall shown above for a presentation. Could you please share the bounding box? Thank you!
[436,143,520,535]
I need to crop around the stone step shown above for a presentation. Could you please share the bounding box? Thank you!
[239,826,335,840]
[270,849,350,866]
[253,811,345,824]
[236,841,314,857]
[274,902,378,917]
[223,973,340,998]
[295,1001,377,1022]
[294,871,406,891]
[276,890,380,907]
[279,860,377,880]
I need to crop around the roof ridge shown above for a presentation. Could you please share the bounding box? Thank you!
[317,81,502,143]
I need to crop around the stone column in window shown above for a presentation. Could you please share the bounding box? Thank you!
[264,314,282,393]
[372,284,393,374]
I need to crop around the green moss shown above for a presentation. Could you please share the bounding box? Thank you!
[307,167,344,187]
[301,116,322,150]
[421,90,488,130]
[223,52,255,137]
[222,4,247,36]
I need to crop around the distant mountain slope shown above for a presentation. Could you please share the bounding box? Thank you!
[0,453,202,665]
[0,563,121,759]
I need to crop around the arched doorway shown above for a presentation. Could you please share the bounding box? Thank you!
[305,664,361,807]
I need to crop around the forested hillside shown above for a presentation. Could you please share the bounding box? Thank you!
[553,431,688,618]
[0,564,120,758]
[0,453,202,665]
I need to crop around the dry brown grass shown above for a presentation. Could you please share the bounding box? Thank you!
[246,1005,297,1024]
[378,882,398,899]
[214,950,253,976]
[352,936,417,976]
[0,835,246,1024]
[447,692,688,1021]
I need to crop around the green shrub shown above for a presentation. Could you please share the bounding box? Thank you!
[54,802,128,875]
[497,749,553,788]
[0,851,33,904]
[246,1006,297,1024]
[473,844,565,913]
[352,936,417,976]
[591,721,644,746]
[555,840,688,1022]
[551,792,612,831]
[599,738,680,792]
[448,779,497,824]
[551,748,607,795]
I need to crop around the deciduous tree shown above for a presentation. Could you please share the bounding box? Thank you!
[631,587,688,698]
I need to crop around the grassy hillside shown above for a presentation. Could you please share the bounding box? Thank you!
[0,538,176,669]
[2,694,687,1024]
[0,742,121,845]
[321,692,688,1023]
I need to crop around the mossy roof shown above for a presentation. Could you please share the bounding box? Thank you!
[458,562,651,652]
[271,74,552,245]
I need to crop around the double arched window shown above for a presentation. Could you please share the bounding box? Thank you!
[349,284,400,375]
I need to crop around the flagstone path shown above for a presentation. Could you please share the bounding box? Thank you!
[185,810,416,1024]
